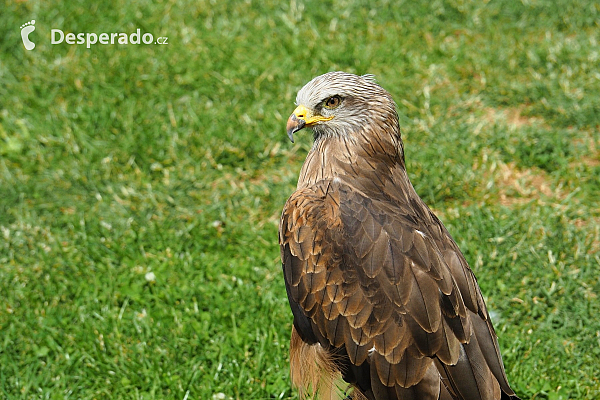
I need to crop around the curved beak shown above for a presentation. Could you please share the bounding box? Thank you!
[286,112,305,143]
[285,104,333,143]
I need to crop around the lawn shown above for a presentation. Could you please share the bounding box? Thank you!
[1,0,599,398]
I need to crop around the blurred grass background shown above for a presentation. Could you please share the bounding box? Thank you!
[1,0,599,398]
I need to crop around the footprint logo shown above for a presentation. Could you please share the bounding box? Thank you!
[20,20,36,51]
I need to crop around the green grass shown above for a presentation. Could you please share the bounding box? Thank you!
[1,0,599,398]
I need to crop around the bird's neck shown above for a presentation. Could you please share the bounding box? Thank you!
[296,127,407,191]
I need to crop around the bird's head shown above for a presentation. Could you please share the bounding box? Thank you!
[286,71,399,143]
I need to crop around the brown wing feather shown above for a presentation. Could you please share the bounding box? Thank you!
[280,177,517,399]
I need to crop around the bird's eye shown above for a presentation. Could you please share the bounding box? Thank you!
[324,95,342,109]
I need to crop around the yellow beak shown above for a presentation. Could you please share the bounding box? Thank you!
[286,104,334,143]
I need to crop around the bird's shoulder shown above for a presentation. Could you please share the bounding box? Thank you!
[279,175,452,252]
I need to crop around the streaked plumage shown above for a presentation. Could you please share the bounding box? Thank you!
[279,72,520,400]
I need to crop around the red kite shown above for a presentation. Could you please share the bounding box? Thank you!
[279,72,520,400]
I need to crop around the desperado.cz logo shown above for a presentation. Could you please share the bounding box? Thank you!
[52,29,168,48]
[20,19,168,51]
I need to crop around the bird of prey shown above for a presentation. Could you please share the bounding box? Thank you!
[279,72,520,400]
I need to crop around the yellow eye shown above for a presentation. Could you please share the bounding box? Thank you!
[324,95,342,109]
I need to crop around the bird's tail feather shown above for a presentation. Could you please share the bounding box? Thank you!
[291,326,357,400]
